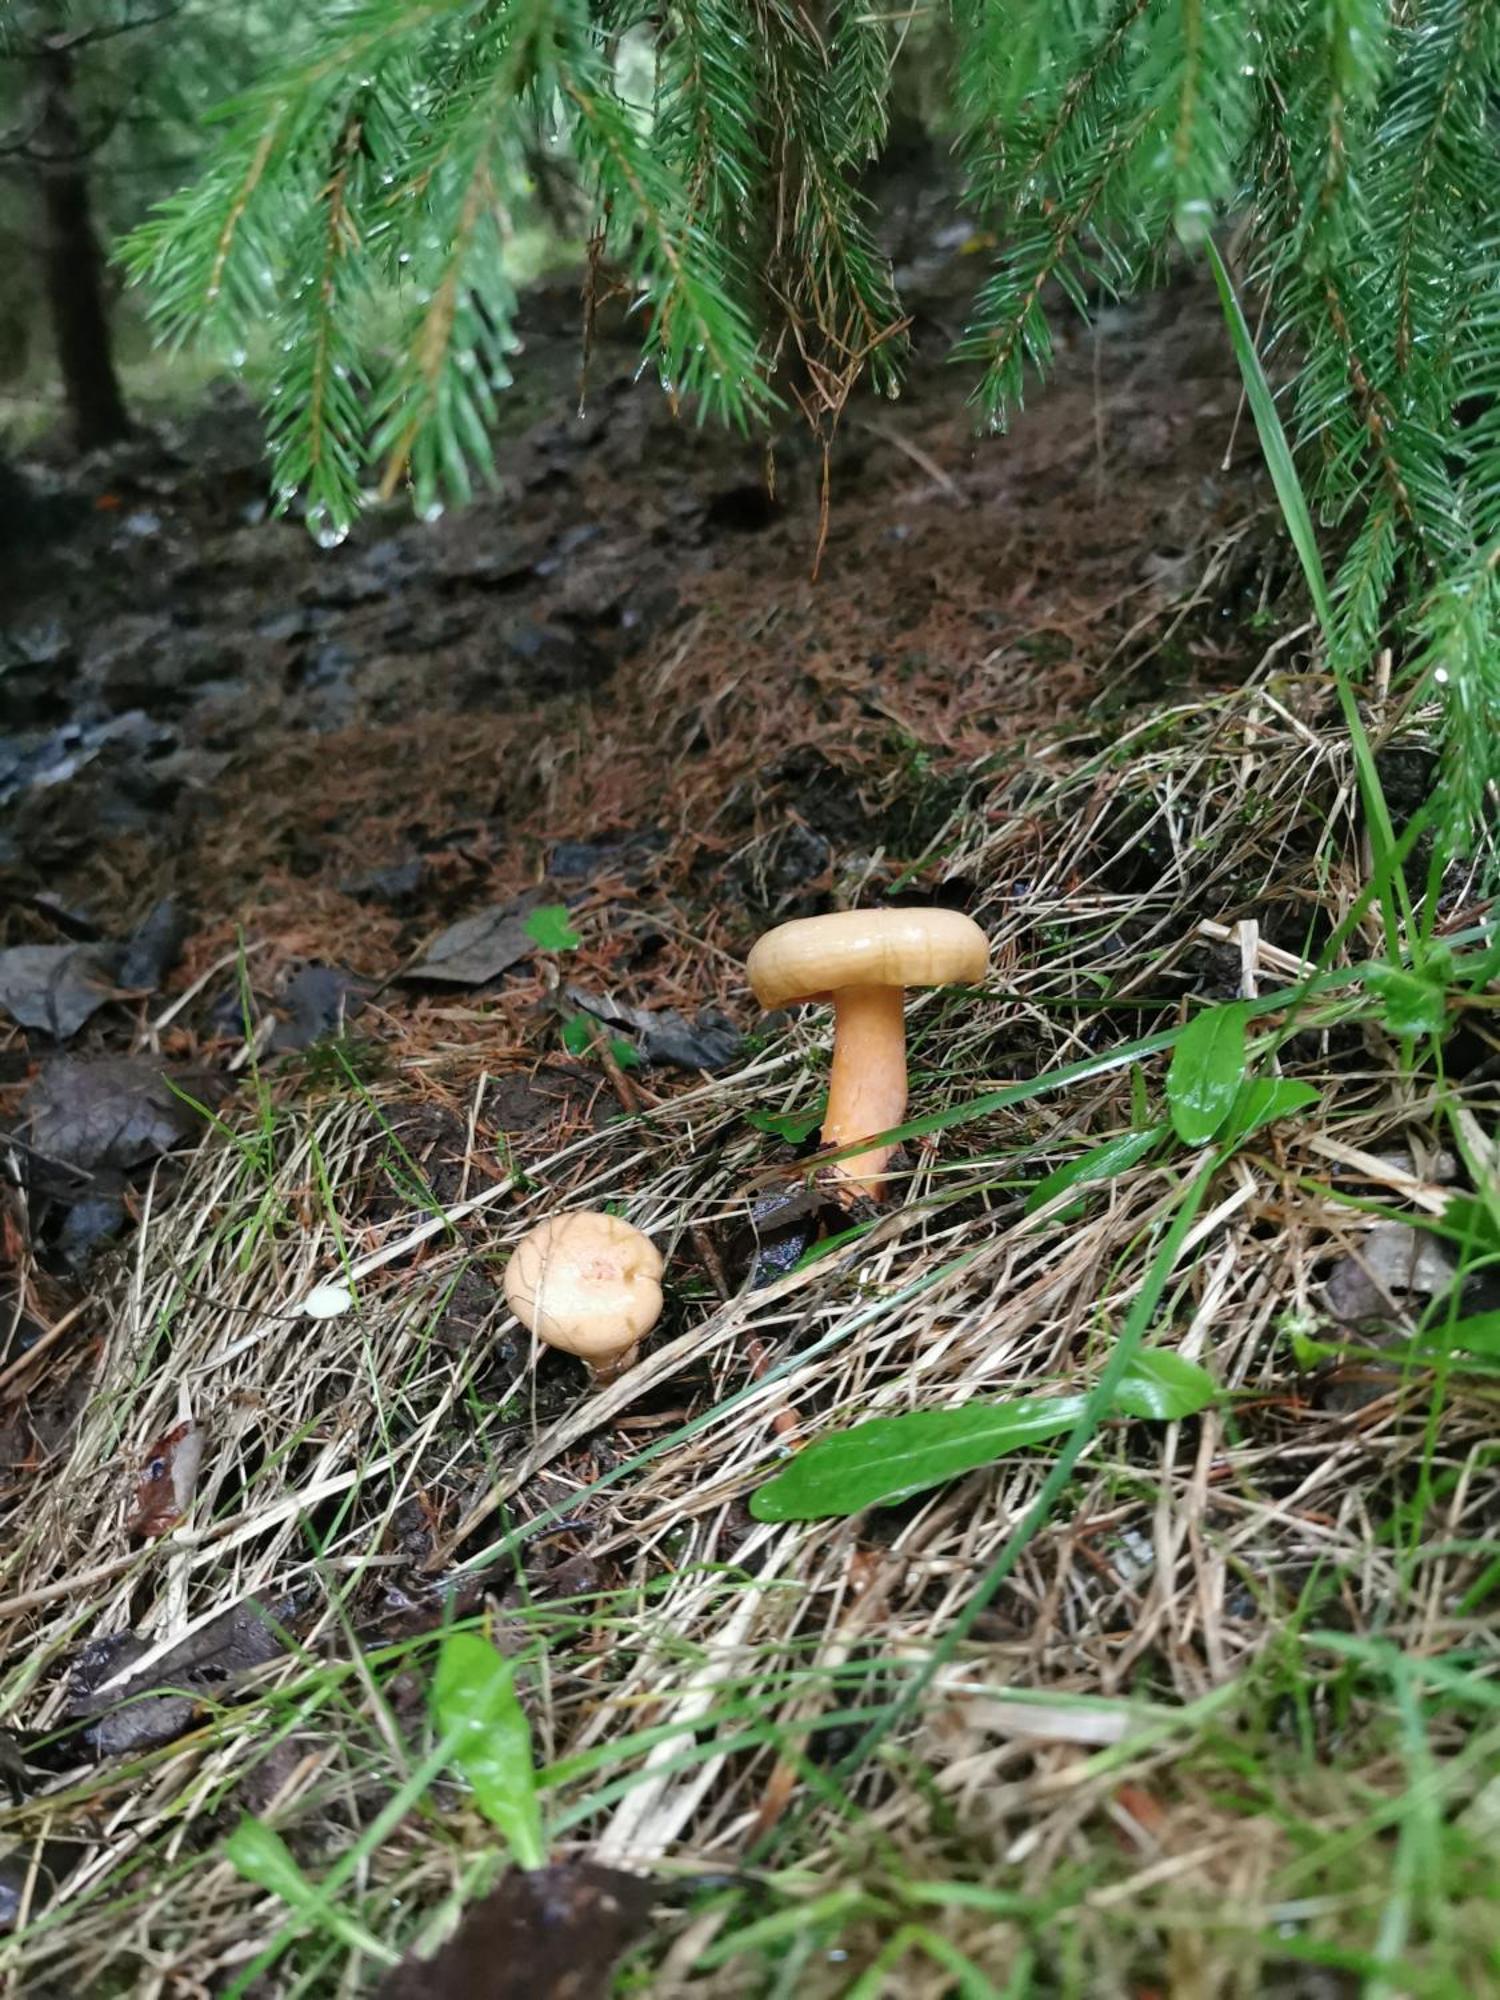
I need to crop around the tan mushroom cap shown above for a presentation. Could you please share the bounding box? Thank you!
[504,1211,663,1365]
[747,907,989,1009]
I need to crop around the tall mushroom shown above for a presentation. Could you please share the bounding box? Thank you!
[504,1211,664,1384]
[747,907,989,1199]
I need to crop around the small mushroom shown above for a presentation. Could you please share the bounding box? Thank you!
[504,1211,664,1383]
[747,907,989,1198]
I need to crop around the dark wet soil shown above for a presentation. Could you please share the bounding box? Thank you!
[0,234,1271,1306]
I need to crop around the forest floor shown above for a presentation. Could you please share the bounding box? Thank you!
[1,219,1497,2000]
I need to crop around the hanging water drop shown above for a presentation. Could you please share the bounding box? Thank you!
[307,502,350,550]
[419,498,445,525]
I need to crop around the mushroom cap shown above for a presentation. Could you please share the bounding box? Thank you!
[504,1211,664,1363]
[747,907,989,1009]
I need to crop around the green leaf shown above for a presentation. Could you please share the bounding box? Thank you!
[561,1015,639,1068]
[431,1632,546,1870]
[1428,1311,1500,1357]
[225,1819,316,1906]
[1167,1003,1251,1146]
[1112,1350,1216,1420]
[749,1355,1219,1520]
[224,1818,391,1961]
[1430,1194,1500,1256]
[1024,1127,1161,1215]
[750,1397,1088,1521]
[1222,1077,1321,1142]
[746,1101,827,1144]
[524,905,582,953]
[1364,963,1448,1039]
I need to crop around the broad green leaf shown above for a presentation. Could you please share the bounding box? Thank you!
[1167,1003,1251,1146]
[1429,1311,1500,1356]
[1024,1127,1161,1215]
[224,1819,388,1959]
[749,1397,1088,1521]
[524,904,582,953]
[1364,964,1448,1039]
[746,1101,827,1144]
[1112,1350,1216,1420]
[225,1819,316,1906]
[561,1014,638,1067]
[1431,1193,1500,1256]
[1221,1077,1320,1142]
[432,1632,546,1869]
[750,1355,1219,1520]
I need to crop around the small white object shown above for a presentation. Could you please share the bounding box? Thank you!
[303,1282,354,1320]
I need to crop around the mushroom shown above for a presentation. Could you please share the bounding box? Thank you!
[746,907,989,1199]
[504,1211,664,1383]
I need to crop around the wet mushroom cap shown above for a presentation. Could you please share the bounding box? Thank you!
[504,1211,664,1362]
[747,907,989,1008]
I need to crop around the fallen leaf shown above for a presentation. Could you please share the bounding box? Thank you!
[117,898,188,992]
[127,1420,205,1538]
[271,963,370,1050]
[565,986,743,1071]
[55,1185,129,1269]
[546,830,664,881]
[67,1595,298,1758]
[340,857,426,904]
[408,897,542,986]
[0,942,119,1038]
[24,1057,208,1174]
[377,1860,654,2000]
[1324,1223,1456,1327]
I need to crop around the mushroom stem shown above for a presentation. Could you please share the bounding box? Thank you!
[823,985,908,1197]
[588,1341,640,1386]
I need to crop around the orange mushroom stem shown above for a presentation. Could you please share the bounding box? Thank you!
[823,985,908,1195]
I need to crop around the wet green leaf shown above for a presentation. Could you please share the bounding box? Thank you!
[224,1819,388,1959]
[1430,1311,1500,1356]
[1221,1077,1320,1142]
[1111,1350,1216,1420]
[561,1014,639,1067]
[1431,1194,1500,1256]
[1364,964,1448,1039]
[432,1632,546,1869]
[1024,1127,1161,1215]
[750,1355,1219,1520]
[746,1101,827,1144]
[1167,1003,1251,1146]
[524,904,582,953]
[225,1819,315,1906]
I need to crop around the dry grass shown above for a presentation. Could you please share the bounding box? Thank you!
[2,624,1497,1998]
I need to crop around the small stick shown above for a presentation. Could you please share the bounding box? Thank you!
[0,1300,88,1397]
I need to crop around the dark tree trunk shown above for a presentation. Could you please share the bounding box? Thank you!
[34,41,130,452]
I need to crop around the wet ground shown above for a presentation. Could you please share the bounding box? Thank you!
[1,236,1268,1312]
